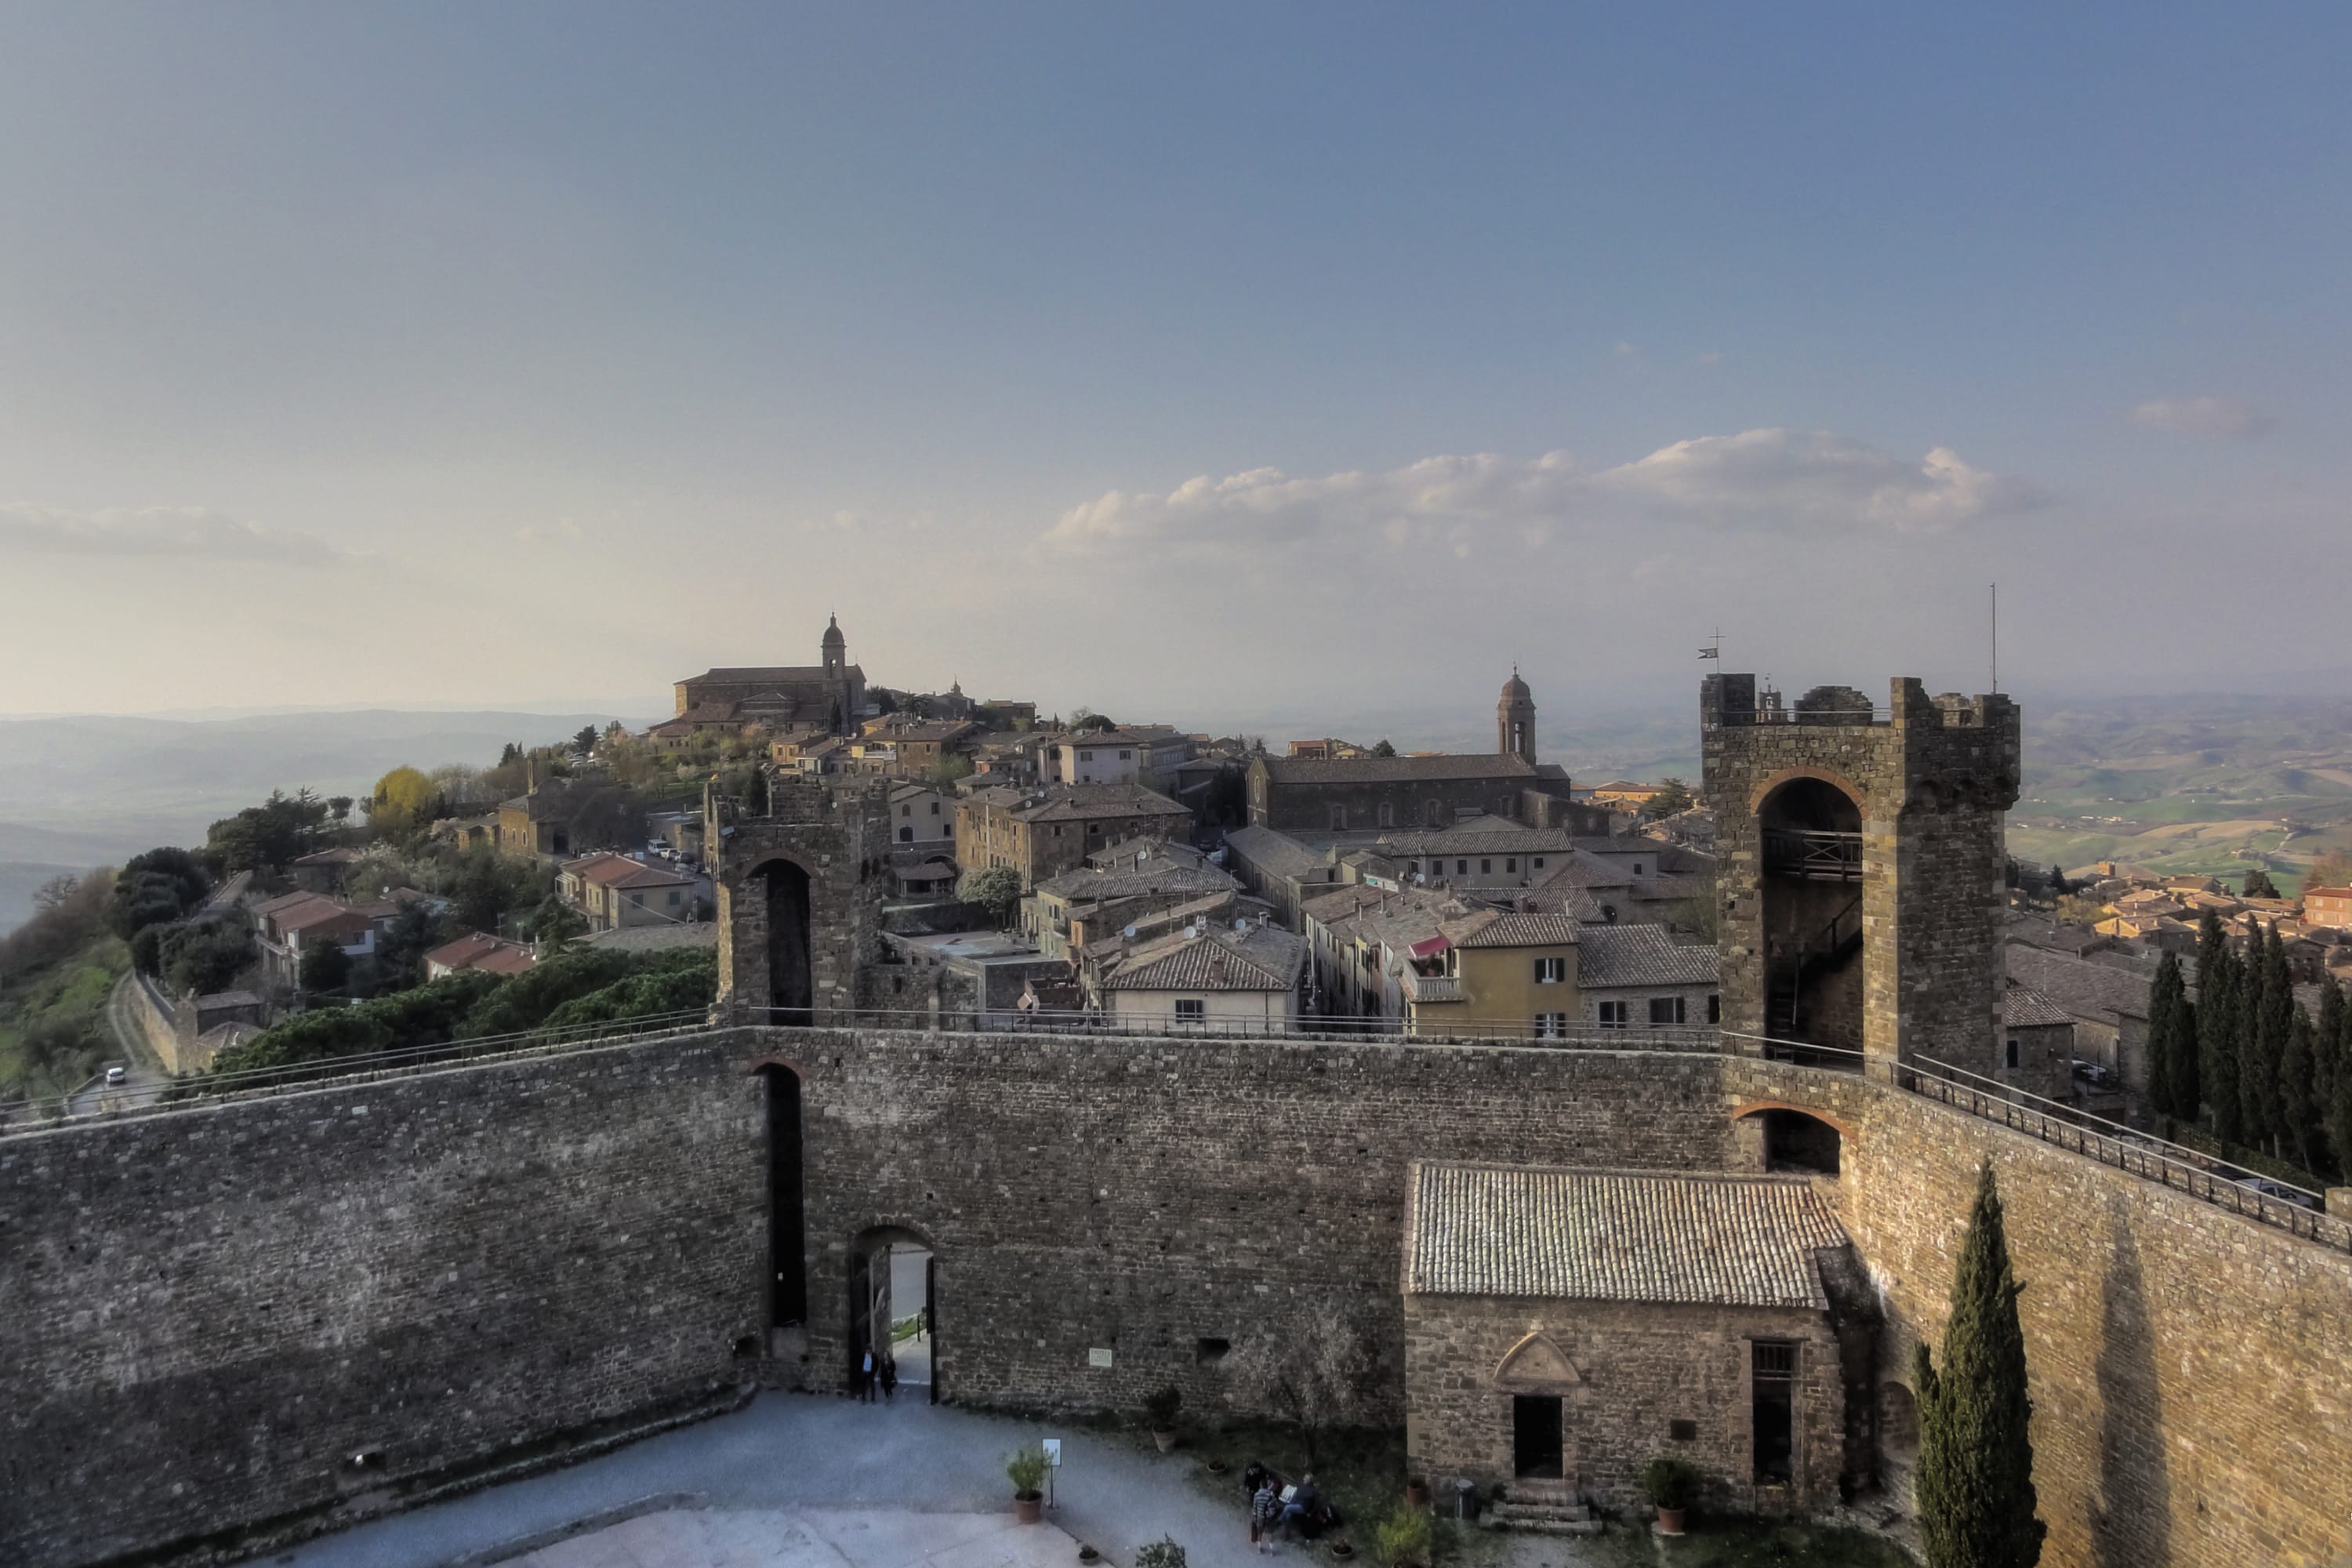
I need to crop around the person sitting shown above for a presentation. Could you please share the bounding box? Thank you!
[1278,1475,1322,1534]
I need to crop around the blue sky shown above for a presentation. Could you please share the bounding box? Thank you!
[1,4,2343,724]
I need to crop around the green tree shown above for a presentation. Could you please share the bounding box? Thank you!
[2278,1009,2325,1177]
[327,794,355,824]
[1914,1162,2045,1568]
[1642,777,1697,820]
[2048,864,2068,898]
[958,865,1022,928]
[372,901,446,993]
[1370,738,1397,758]
[925,753,975,786]
[528,894,588,949]
[2315,974,2345,1175]
[2329,980,2352,1180]
[2242,866,2281,899]
[572,724,600,755]
[2145,952,2194,1121]
[105,848,211,938]
[299,936,352,994]
[2246,924,2293,1153]
[160,920,257,996]
[2195,915,2243,1142]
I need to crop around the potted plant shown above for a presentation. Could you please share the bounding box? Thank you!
[1328,1541,1355,1560]
[1375,1505,1432,1568]
[1134,1537,1186,1568]
[1144,1385,1184,1452]
[1403,1476,1429,1509]
[1640,1454,1700,1537]
[1008,1443,1049,1524]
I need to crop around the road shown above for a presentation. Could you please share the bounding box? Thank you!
[65,973,172,1116]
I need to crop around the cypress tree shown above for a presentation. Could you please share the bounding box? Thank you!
[2145,953,2190,1121]
[1915,1162,2046,1568]
[2278,1009,2321,1178]
[2317,975,2346,1180]
[2331,989,2352,1181]
[2201,939,2244,1145]
[2246,925,2294,1154]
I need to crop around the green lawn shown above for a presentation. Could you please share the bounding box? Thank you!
[0,932,129,1099]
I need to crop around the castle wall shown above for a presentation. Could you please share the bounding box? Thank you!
[0,1035,764,1568]
[5,1031,2349,1568]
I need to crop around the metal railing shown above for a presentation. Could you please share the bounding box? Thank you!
[1762,828,1863,880]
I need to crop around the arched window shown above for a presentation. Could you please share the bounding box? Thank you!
[1757,777,1864,1058]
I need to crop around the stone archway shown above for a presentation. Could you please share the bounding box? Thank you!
[1756,776,1865,1057]
[1494,1333,1581,1483]
[758,858,815,1025]
[848,1224,939,1405]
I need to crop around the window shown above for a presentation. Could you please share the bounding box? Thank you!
[900,804,911,816]
[1505,857,1517,873]
[1708,993,1722,1024]
[1752,1341,1796,1483]
[899,826,914,842]
[1650,996,1687,1025]
[667,891,681,906]
[2005,1038,2020,1069]
[1080,750,1094,761]
[1480,858,1493,874]
[1597,1000,1630,1028]
[1119,750,1133,760]
[1633,862,1644,876]
[1196,1337,1232,1366]
[929,801,940,815]
[1378,802,1394,828]
[1457,859,1468,874]
[1535,1011,1567,1038]
[1533,856,1545,869]
[1669,1419,1699,1442]
[1174,999,1206,1022]
[1534,956,1566,984]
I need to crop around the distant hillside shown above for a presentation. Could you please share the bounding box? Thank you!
[0,709,645,932]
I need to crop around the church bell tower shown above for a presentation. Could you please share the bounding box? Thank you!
[1497,668,1537,764]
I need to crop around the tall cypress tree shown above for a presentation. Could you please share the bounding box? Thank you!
[2278,1009,2321,1177]
[2331,987,2352,1181]
[2246,925,2294,1155]
[2317,975,2346,1180]
[2145,952,2191,1121]
[2202,939,2245,1144]
[1915,1162,2045,1568]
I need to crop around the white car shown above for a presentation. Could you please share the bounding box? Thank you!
[104,1065,126,1085]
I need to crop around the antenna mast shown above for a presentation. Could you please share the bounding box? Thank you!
[1990,583,1998,695]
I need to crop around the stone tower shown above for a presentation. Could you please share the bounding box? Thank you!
[707,772,886,1025]
[821,614,847,680]
[1497,668,1537,764]
[1701,674,2020,1076]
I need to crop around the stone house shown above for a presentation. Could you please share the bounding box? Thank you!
[672,615,866,734]
[1047,728,1195,789]
[288,846,362,895]
[1999,982,2076,1103]
[2002,944,2151,1095]
[887,782,954,848]
[1403,1163,1850,1515]
[423,931,539,982]
[1090,920,1305,1033]
[557,852,700,932]
[2303,886,2352,931]
[495,776,640,862]
[1247,751,1570,833]
[1022,853,1238,961]
[1221,823,1345,930]
[953,783,1194,889]
[1570,924,1722,1029]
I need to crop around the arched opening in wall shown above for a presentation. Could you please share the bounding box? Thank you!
[760,858,815,1025]
[757,1065,807,1334]
[1758,777,1864,1060]
[1878,1381,1919,1467]
[848,1225,938,1405]
[1759,1109,1842,1176]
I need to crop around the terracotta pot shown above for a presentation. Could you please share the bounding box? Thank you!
[1079,1547,1100,1562]
[1404,1481,1430,1509]
[1207,1458,1230,1475]
[1329,1544,1355,1559]
[1015,1494,1044,1525]
[1153,1430,1176,1454]
[1655,1505,1686,1537]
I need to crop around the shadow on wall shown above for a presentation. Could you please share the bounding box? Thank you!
[2094,1207,2170,1568]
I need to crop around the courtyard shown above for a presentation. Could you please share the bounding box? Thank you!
[274,1394,1905,1568]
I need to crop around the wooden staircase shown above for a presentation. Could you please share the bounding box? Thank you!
[1769,895,1862,1037]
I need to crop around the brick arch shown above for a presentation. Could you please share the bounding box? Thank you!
[1748,766,1870,818]
[741,1052,811,1080]
[1494,1330,1581,1391]
[1732,1098,1859,1144]
[740,849,815,883]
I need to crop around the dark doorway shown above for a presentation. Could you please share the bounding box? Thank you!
[760,1065,806,1327]
[1758,778,1864,1058]
[848,1227,938,1405]
[1752,1341,1795,1483]
[763,859,814,1025]
[1512,1395,1564,1479]
[1762,1109,1842,1176]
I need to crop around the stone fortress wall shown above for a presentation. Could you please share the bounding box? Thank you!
[5,1025,2350,1568]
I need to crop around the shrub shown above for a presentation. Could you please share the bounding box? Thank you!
[1640,1454,1700,1511]
[1143,1384,1183,1429]
[1133,1539,1185,1568]
[1006,1443,1048,1498]
[1374,1506,1431,1568]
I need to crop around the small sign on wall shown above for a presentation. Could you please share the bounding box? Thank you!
[1088,1347,1114,1368]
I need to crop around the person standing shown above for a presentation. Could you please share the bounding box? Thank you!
[858,1347,877,1403]
[1251,1476,1281,1553]
[880,1352,898,1403]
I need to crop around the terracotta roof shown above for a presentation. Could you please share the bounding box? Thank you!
[1036,860,1235,902]
[1377,827,1585,856]
[2002,983,2074,1029]
[1451,912,1584,949]
[1222,825,1333,882]
[1009,784,1192,823]
[424,931,539,976]
[1573,924,1720,988]
[1258,753,1538,785]
[2004,945,2153,1025]
[1404,1163,1847,1308]
[1101,924,1306,993]
[561,851,697,890]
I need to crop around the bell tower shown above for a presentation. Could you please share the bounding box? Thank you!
[1497,668,1537,764]
[821,614,846,680]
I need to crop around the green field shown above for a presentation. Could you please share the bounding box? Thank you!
[0,930,129,1100]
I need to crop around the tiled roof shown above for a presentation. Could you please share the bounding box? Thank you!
[1405,1163,1847,1308]
[1376,827,1585,855]
[1222,825,1333,882]
[1529,850,1640,892]
[1012,784,1192,822]
[693,664,861,684]
[2004,945,2152,1025]
[561,851,697,890]
[1451,912,1583,949]
[1258,753,1538,785]
[1036,862,1235,902]
[2002,984,2074,1029]
[1101,924,1306,993]
[1573,924,1720,988]
[424,931,539,976]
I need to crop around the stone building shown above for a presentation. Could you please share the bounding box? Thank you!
[708,775,889,1025]
[1702,674,2020,1075]
[1403,1163,1853,1514]
[673,615,868,735]
[953,782,1193,889]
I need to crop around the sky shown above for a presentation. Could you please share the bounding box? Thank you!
[1,4,2346,728]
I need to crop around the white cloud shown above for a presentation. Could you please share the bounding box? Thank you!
[1044,428,2036,556]
[514,517,587,544]
[0,504,353,565]
[2129,396,2271,440]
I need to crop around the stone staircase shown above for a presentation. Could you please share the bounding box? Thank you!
[1483,1479,1601,1536]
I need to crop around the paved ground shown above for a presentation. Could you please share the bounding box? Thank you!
[278,1395,1605,1568]
[503,1506,1083,1568]
[65,974,169,1116]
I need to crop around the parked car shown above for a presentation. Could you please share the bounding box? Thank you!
[104,1065,126,1085]
[2240,1178,2318,1211]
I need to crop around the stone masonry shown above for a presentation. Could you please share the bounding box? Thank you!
[709,777,887,1025]
[1703,674,2021,1075]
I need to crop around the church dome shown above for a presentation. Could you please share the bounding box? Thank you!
[822,615,846,650]
[1500,668,1532,702]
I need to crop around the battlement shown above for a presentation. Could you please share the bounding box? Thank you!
[1702,673,2020,739]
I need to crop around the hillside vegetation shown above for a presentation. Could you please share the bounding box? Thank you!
[0,870,130,1101]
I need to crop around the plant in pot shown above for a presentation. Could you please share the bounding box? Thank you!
[1144,1384,1184,1453]
[1134,1537,1186,1568]
[1374,1504,1432,1568]
[1008,1443,1049,1524]
[1403,1476,1429,1509]
[1640,1455,1700,1537]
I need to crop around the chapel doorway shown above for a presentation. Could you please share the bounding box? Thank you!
[1512,1394,1565,1479]
[848,1227,938,1404]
